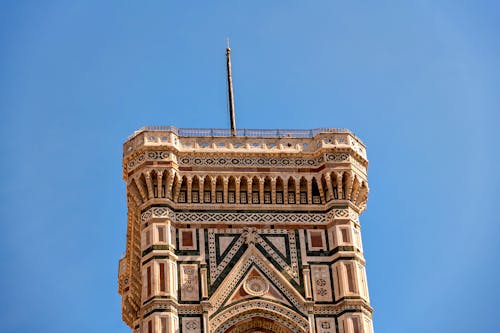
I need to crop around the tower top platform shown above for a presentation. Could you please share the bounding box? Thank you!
[123,126,367,163]
[127,126,357,140]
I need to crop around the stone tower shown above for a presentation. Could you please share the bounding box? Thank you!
[118,126,373,333]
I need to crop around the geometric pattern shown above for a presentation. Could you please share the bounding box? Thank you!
[209,250,306,315]
[181,317,201,333]
[216,235,239,259]
[256,231,299,283]
[260,234,288,260]
[141,206,353,224]
[208,229,300,286]
[126,150,353,172]
[178,153,349,168]
[208,230,245,284]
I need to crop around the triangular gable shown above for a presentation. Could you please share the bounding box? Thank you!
[208,229,300,290]
[225,266,292,308]
[208,244,307,316]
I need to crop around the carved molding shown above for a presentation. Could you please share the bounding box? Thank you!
[141,206,353,225]
[126,151,355,173]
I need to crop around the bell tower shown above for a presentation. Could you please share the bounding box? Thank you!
[119,46,373,333]
[118,126,373,333]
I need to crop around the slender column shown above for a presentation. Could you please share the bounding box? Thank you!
[304,301,316,333]
[187,176,193,203]
[202,307,210,333]
[247,178,253,205]
[199,176,205,198]
[295,177,301,204]
[200,266,208,299]
[211,178,216,203]
[283,181,288,204]
[271,177,277,204]
[235,177,241,204]
[336,172,343,199]
[223,177,229,203]
[157,170,164,198]
[307,177,313,204]
[303,266,312,299]
[259,178,265,204]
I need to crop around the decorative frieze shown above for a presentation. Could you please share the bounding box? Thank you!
[141,206,353,225]
[125,150,359,173]
[178,152,349,168]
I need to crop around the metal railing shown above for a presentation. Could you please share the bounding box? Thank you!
[133,126,351,138]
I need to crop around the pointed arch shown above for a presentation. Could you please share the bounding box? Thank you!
[240,176,249,204]
[251,176,260,204]
[213,306,307,333]
[331,172,339,199]
[208,246,309,333]
[276,176,284,204]
[311,177,321,204]
[228,176,236,204]
[299,177,307,204]
[156,169,165,198]
[264,176,272,204]
[149,169,158,198]
[216,176,224,203]
[176,175,188,203]
[287,177,296,204]
[203,175,212,203]
[170,172,181,201]
[191,175,200,203]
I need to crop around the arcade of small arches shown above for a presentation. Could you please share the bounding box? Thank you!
[127,169,368,210]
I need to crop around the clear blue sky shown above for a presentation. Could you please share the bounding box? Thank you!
[1,1,499,332]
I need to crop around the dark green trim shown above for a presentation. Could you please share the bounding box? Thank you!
[142,245,174,256]
[142,203,349,215]
[142,255,171,265]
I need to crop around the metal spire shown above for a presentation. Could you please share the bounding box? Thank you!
[226,39,237,136]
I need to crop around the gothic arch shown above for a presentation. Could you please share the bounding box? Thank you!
[212,304,308,333]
